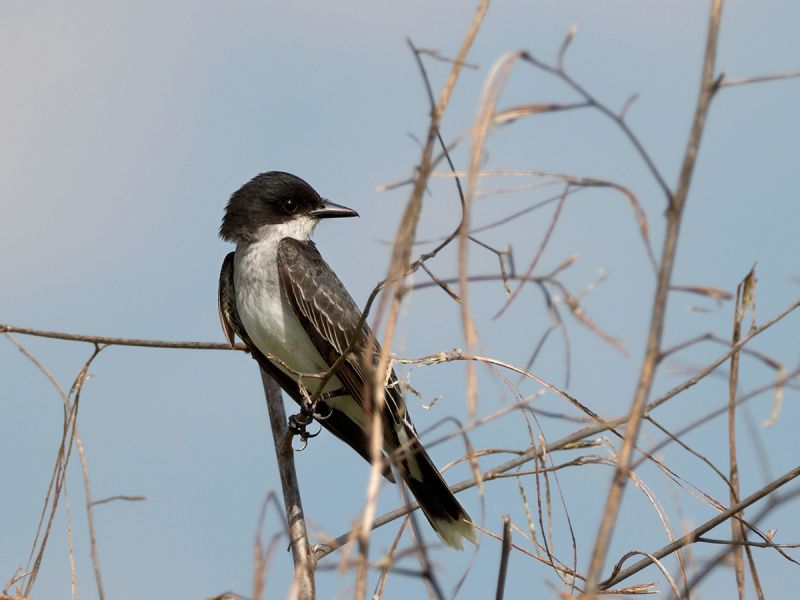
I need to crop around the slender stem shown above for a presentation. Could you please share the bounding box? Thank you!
[0,324,241,350]
[495,517,513,600]
[601,465,800,589]
[583,0,724,591]
[355,5,489,596]
[684,488,800,595]
[259,370,315,599]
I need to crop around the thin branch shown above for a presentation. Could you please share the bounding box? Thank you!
[518,54,672,203]
[357,11,489,592]
[719,70,800,88]
[494,185,568,319]
[634,365,800,479]
[495,517,513,600]
[685,487,800,595]
[0,324,241,350]
[371,518,409,600]
[414,48,479,69]
[399,484,446,600]
[24,344,105,597]
[254,492,290,600]
[75,435,105,600]
[259,370,315,599]
[583,1,724,591]
[63,488,76,600]
[90,495,146,507]
[696,537,800,549]
[601,464,800,589]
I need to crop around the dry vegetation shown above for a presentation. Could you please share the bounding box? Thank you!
[3,0,800,598]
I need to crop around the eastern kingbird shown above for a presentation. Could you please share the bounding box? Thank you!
[218,171,475,549]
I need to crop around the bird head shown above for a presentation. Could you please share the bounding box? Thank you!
[220,171,358,243]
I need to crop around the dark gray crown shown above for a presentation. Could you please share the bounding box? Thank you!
[219,171,323,243]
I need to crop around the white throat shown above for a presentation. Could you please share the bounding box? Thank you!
[254,215,317,244]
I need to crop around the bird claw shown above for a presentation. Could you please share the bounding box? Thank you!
[287,398,329,451]
[288,412,312,436]
[312,400,332,421]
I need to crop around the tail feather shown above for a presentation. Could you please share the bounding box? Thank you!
[391,426,476,550]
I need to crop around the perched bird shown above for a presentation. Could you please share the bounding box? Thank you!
[218,171,475,549]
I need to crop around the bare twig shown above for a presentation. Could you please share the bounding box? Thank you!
[0,324,242,350]
[696,537,800,549]
[601,464,800,589]
[495,517,513,600]
[355,6,490,596]
[90,496,146,507]
[494,185,568,319]
[253,492,288,600]
[719,70,800,88]
[414,48,479,69]
[259,370,315,599]
[24,344,105,597]
[371,518,409,600]
[75,435,105,600]
[63,489,76,600]
[519,55,672,203]
[684,487,800,595]
[583,1,725,591]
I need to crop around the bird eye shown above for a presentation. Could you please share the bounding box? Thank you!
[281,198,298,215]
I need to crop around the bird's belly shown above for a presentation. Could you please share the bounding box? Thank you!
[238,282,321,375]
[236,281,365,426]
[233,246,338,393]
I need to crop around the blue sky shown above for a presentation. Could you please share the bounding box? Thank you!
[2,1,799,598]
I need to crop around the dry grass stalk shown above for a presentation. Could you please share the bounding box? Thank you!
[585,2,726,590]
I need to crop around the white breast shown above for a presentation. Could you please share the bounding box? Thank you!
[234,223,349,398]
[233,220,362,428]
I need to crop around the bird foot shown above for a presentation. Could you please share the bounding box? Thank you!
[287,411,320,451]
[286,390,344,451]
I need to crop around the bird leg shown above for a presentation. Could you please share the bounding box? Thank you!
[287,387,348,451]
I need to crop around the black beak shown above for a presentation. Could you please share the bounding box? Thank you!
[309,199,359,219]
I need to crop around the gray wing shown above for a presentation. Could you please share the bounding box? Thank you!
[277,240,476,547]
[218,250,395,482]
[218,252,242,348]
[276,238,409,430]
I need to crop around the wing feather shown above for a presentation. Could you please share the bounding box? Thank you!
[219,250,395,482]
[224,244,473,545]
[218,252,240,348]
[276,238,408,427]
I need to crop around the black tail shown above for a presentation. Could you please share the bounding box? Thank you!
[391,425,476,549]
